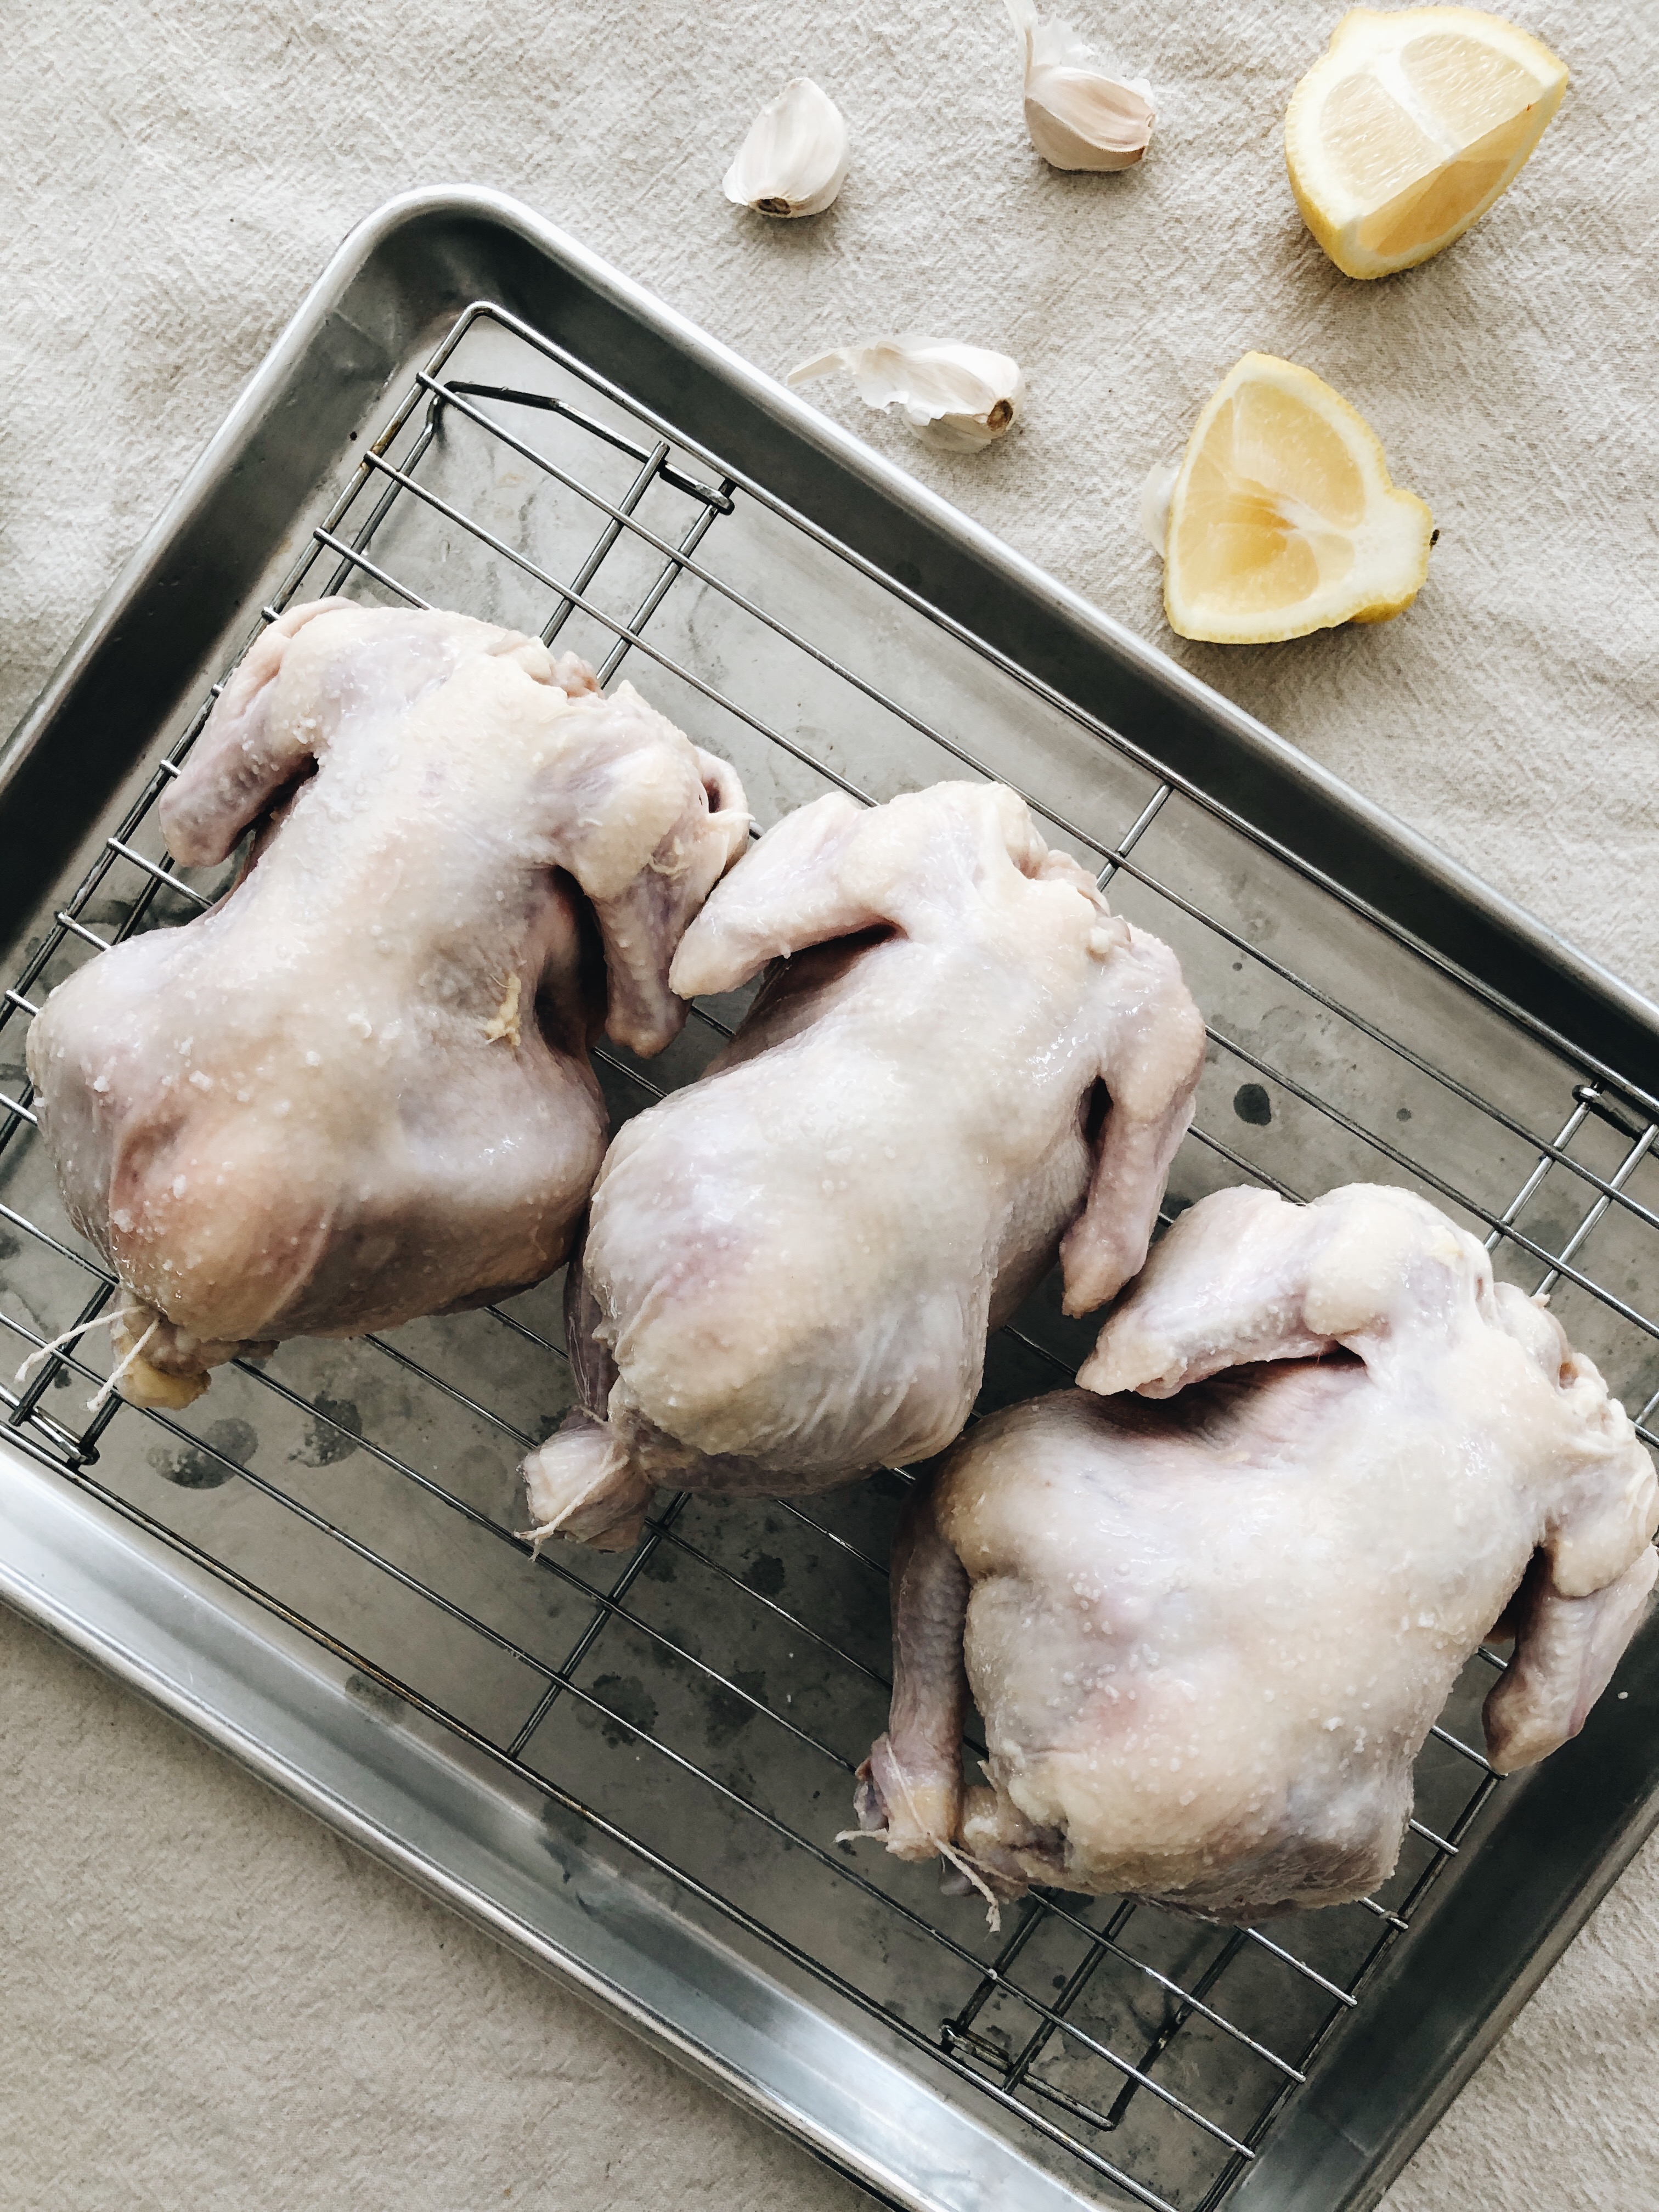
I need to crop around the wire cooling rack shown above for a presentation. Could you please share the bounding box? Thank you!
[4,292,1659,2212]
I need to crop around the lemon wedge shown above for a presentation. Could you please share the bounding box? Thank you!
[1161,353,1433,645]
[1285,7,1568,280]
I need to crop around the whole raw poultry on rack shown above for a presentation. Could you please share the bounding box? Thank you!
[22,600,749,1408]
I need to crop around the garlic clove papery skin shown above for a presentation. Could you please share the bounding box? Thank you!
[723,77,849,217]
[788,340,1025,452]
[1006,0,1155,172]
[1139,460,1178,555]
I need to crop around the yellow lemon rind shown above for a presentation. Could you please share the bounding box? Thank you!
[1284,6,1568,281]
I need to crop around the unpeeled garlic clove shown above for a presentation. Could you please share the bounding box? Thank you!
[788,338,1025,452]
[1006,0,1155,172]
[723,78,849,217]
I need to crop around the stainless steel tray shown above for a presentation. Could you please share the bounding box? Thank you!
[3,186,1658,2212]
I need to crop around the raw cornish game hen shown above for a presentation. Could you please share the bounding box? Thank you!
[522,780,1205,1549]
[855,1182,1658,1922]
[25,599,749,1408]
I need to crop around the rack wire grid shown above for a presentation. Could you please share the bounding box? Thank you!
[4,296,1659,2212]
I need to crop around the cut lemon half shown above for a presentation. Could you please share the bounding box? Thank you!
[1161,353,1433,645]
[1286,7,1568,280]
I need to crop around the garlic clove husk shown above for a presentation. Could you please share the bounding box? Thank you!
[1005,0,1155,172]
[723,77,849,217]
[1139,460,1178,555]
[788,338,1024,452]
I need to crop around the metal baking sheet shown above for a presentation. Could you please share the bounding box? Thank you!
[3,188,1657,2212]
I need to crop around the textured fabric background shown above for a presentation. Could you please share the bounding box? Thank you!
[2,2,1657,2207]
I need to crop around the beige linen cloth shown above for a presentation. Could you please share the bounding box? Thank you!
[2,2,1656,2206]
